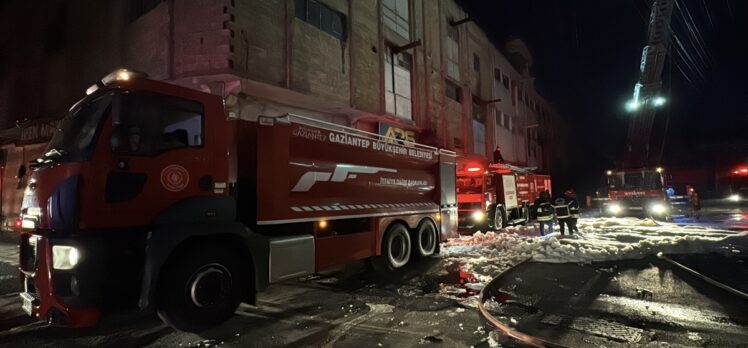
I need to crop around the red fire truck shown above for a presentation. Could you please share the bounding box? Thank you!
[456,158,551,231]
[603,167,670,218]
[17,69,457,331]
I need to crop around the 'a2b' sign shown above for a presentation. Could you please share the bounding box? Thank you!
[379,123,416,144]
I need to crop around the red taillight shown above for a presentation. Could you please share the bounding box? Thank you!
[14,219,22,228]
[466,167,481,172]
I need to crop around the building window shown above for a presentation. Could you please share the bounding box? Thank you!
[453,137,464,150]
[494,68,501,81]
[445,80,462,103]
[127,0,162,23]
[472,98,485,156]
[502,75,510,89]
[295,0,347,41]
[504,113,511,131]
[472,98,483,122]
[385,47,412,120]
[382,0,409,39]
[473,54,480,72]
[446,18,460,81]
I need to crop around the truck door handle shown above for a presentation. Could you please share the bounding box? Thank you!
[116,159,129,171]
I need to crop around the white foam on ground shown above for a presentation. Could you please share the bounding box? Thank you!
[441,217,746,291]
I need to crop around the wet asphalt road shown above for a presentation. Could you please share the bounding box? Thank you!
[483,257,748,348]
[0,206,745,348]
[0,249,500,348]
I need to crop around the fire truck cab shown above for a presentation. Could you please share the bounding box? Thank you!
[456,158,550,232]
[603,167,670,218]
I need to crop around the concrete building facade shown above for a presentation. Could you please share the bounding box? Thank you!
[0,0,563,224]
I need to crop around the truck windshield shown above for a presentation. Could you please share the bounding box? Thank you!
[457,176,483,193]
[38,91,113,166]
[609,171,663,189]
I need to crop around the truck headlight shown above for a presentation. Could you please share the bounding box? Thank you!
[607,203,623,215]
[472,211,486,222]
[728,194,741,202]
[649,203,667,215]
[21,219,36,229]
[52,245,80,270]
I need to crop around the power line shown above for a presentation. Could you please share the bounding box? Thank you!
[674,0,714,66]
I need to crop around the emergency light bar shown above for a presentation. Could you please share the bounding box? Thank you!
[86,68,149,95]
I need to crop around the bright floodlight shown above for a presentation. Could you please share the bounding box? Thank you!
[653,96,666,107]
[728,194,741,202]
[625,100,640,112]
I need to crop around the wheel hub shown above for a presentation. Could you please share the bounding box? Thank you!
[389,234,409,266]
[421,229,434,250]
[188,264,232,308]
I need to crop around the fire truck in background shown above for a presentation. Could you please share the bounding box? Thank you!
[726,164,748,203]
[602,167,671,218]
[17,69,457,331]
[456,157,551,232]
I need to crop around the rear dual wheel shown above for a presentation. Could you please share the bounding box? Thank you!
[372,223,412,272]
[372,220,439,272]
[413,219,438,258]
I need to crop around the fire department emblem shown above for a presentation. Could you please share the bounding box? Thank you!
[160,165,190,192]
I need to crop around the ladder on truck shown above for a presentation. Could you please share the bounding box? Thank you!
[624,0,674,167]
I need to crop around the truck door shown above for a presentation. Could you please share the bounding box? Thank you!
[83,90,225,229]
[438,150,457,238]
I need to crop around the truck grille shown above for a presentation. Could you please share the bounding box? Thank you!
[458,202,481,210]
[20,235,38,272]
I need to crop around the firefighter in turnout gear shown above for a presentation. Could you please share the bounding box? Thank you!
[565,189,580,234]
[553,194,574,236]
[533,191,554,236]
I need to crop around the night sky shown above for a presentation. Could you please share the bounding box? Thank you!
[459,0,748,195]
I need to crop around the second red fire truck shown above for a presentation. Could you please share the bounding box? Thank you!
[456,157,551,231]
[602,167,671,218]
[17,70,457,331]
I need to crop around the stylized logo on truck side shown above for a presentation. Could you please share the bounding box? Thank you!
[291,164,397,192]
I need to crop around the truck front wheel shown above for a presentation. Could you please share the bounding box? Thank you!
[492,207,507,230]
[157,243,249,332]
[372,223,412,272]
